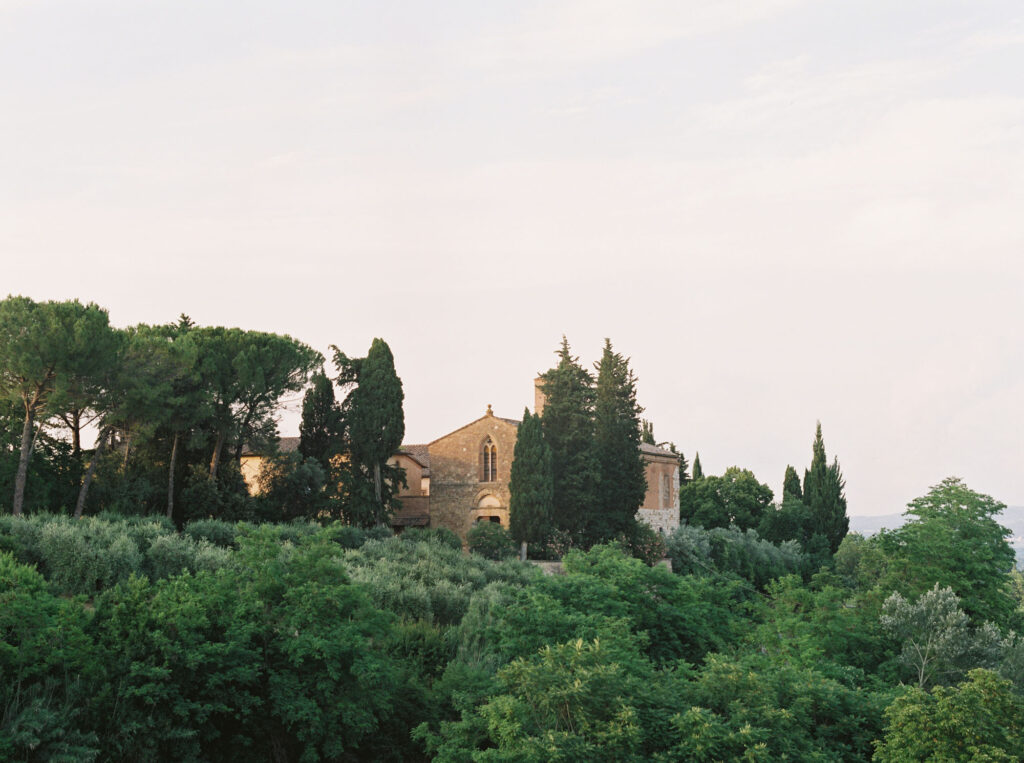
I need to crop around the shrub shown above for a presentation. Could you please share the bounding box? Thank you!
[467,523,516,561]
[401,527,460,551]
[666,524,806,588]
[143,533,229,581]
[0,514,45,568]
[613,522,667,566]
[37,518,143,595]
[345,535,534,626]
[183,519,242,549]
[664,523,714,576]
[532,527,575,561]
[327,524,370,549]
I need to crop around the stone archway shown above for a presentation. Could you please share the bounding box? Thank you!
[469,492,509,528]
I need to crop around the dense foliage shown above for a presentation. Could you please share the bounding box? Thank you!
[3,297,1023,760]
[3,472,1024,760]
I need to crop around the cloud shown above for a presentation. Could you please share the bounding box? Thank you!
[458,0,810,69]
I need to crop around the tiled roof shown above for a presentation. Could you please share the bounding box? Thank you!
[398,444,430,470]
[640,442,678,458]
[279,436,300,453]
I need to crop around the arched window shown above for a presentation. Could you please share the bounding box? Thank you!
[479,437,497,482]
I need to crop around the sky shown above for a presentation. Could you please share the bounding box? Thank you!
[2,1,1022,516]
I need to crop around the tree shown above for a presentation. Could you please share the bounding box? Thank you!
[589,339,646,543]
[758,495,815,549]
[333,338,405,527]
[692,452,704,480]
[538,338,598,539]
[48,316,120,464]
[782,465,802,500]
[679,466,774,531]
[802,422,848,554]
[673,446,690,486]
[0,297,113,515]
[298,369,343,471]
[640,420,655,445]
[881,585,978,689]
[192,327,321,480]
[508,409,553,556]
[874,669,1024,762]
[879,477,1018,629]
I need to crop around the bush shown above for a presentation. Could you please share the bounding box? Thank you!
[532,527,575,561]
[37,518,143,595]
[467,522,516,560]
[666,523,806,588]
[345,535,535,626]
[613,522,667,566]
[183,518,242,549]
[0,514,45,568]
[401,527,460,551]
[143,533,229,580]
[327,524,370,549]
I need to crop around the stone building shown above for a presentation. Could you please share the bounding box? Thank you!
[245,387,681,540]
[392,405,520,537]
[393,397,680,540]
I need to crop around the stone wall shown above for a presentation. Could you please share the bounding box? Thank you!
[427,410,519,539]
[636,507,679,536]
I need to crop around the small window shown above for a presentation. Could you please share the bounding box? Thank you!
[479,437,497,482]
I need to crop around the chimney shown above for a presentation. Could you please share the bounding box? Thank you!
[534,376,547,418]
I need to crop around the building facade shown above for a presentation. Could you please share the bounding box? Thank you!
[392,403,680,540]
[245,394,681,540]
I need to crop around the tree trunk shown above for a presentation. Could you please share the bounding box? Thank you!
[74,427,109,519]
[121,430,133,471]
[12,406,36,516]
[167,431,180,519]
[71,409,82,459]
[209,430,225,481]
[373,461,382,504]
[520,541,528,562]
[233,411,253,463]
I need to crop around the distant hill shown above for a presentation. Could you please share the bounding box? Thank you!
[849,506,1024,567]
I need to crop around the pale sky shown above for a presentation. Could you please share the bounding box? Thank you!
[2,1,1023,516]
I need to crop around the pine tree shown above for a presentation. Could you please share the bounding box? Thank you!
[538,337,598,541]
[783,465,802,500]
[589,339,646,542]
[333,338,405,527]
[509,409,553,555]
[692,452,704,480]
[299,369,343,471]
[802,422,849,554]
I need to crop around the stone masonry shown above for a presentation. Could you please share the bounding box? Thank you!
[426,406,519,539]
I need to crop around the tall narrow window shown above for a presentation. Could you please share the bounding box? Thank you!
[480,437,497,482]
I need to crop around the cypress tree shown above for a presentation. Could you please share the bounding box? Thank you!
[590,339,646,542]
[802,422,848,554]
[783,465,802,500]
[640,420,655,445]
[299,369,344,471]
[692,452,704,480]
[538,337,598,541]
[333,338,405,527]
[666,443,690,485]
[509,409,553,555]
